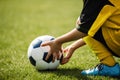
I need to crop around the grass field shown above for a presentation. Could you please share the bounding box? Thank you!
[0,0,120,80]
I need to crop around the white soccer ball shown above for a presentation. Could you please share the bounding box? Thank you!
[27,35,62,70]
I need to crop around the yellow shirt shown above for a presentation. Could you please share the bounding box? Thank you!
[88,0,120,56]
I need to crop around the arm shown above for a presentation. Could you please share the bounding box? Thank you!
[55,16,86,45]
[66,38,86,50]
[42,29,86,62]
[55,28,86,44]
[42,17,86,62]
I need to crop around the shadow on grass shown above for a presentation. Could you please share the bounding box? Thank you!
[38,68,120,80]
[38,68,92,80]
[110,76,120,79]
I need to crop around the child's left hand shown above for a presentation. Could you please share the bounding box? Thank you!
[60,45,75,64]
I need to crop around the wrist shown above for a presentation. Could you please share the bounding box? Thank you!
[54,36,66,44]
[70,39,86,50]
[70,44,78,51]
[54,38,63,46]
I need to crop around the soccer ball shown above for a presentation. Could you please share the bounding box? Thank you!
[27,35,62,70]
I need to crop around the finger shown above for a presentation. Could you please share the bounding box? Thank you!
[58,52,64,61]
[65,50,73,59]
[52,56,55,63]
[41,41,51,47]
[65,53,72,59]
[57,52,60,60]
[60,58,69,65]
[45,50,52,61]
[58,48,63,60]
[52,52,57,62]
[56,50,63,60]
[63,48,68,53]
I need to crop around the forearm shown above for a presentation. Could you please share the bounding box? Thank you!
[55,28,86,44]
[70,38,86,50]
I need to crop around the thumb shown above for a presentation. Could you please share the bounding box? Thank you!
[60,58,69,65]
[63,48,68,53]
[64,50,73,59]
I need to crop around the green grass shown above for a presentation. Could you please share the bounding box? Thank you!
[0,0,120,80]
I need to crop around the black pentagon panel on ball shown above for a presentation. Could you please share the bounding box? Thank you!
[33,40,42,49]
[50,38,54,41]
[29,56,36,66]
[43,52,53,63]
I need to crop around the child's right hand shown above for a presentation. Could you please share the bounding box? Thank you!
[41,40,62,62]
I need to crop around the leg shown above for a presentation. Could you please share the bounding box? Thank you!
[83,36,116,66]
[81,36,120,77]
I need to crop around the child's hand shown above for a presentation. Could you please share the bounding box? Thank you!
[61,45,75,64]
[61,39,85,64]
[41,40,62,62]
